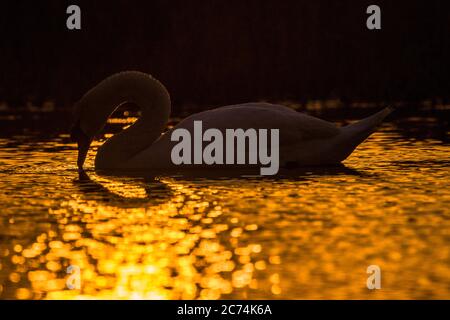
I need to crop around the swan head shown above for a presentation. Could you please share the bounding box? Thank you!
[70,117,93,171]
[70,98,102,171]
[70,84,115,170]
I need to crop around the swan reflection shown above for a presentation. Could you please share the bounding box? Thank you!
[0,109,449,300]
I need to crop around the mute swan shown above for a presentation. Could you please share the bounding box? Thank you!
[71,71,392,175]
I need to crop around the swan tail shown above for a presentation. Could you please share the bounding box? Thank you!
[334,107,393,161]
[342,107,393,136]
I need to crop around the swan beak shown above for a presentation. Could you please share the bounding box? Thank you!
[70,121,92,171]
[76,138,90,171]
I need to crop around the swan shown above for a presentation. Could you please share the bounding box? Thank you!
[71,71,392,175]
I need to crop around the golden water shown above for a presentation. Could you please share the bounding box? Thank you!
[0,115,449,299]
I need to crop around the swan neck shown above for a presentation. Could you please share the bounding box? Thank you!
[77,71,171,169]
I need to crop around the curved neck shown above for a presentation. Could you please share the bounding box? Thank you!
[77,72,171,169]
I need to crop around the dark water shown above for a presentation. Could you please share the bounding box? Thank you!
[0,105,449,299]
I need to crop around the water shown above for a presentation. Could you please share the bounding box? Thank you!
[0,106,449,299]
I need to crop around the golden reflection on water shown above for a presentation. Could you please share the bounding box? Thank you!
[0,122,449,299]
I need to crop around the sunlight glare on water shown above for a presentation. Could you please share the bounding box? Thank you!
[0,111,449,300]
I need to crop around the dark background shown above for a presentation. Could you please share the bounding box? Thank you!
[0,0,449,109]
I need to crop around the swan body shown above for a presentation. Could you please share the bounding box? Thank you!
[71,71,392,175]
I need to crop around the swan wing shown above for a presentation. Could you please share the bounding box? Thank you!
[176,103,340,145]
